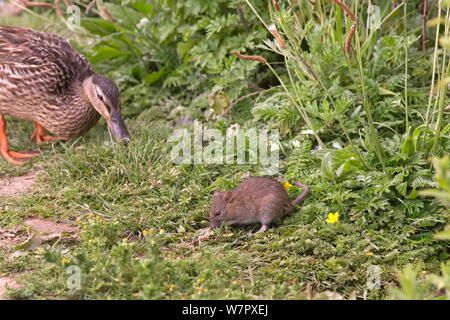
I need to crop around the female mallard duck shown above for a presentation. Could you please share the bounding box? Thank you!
[0,26,130,165]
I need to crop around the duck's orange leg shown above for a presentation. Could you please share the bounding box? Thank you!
[0,116,40,165]
[31,122,68,144]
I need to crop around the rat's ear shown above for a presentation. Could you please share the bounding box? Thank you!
[223,191,233,203]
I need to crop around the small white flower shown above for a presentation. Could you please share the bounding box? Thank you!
[270,143,279,151]
[300,129,314,135]
[291,140,300,148]
[332,142,342,149]
[137,17,149,31]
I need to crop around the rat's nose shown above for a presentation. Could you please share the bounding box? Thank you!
[210,220,221,229]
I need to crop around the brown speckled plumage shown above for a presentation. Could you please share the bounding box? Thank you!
[0,26,100,137]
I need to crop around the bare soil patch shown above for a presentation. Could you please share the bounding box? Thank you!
[24,218,79,234]
[0,276,21,300]
[0,170,40,198]
[0,226,27,249]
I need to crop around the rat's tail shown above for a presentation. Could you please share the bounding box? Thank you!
[290,182,310,206]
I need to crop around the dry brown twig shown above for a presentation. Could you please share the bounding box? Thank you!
[233,51,267,64]
[17,0,52,8]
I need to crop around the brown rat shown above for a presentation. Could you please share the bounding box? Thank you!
[209,177,310,236]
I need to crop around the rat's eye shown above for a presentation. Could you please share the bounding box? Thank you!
[215,210,221,216]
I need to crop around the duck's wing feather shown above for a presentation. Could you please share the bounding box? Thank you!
[0,26,94,92]
[0,61,66,98]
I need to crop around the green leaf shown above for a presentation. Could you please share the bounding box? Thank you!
[81,19,117,36]
[401,134,414,156]
[406,189,419,199]
[396,182,408,196]
[321,152,335,182]
[132,1,154,15]
[378,87,397,96]
[90,47,132,63]
[145,68,166,85]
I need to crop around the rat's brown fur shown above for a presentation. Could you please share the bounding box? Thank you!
[209,177,309,236]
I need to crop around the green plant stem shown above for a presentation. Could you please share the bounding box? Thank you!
[277,11,368,168]
[344,1,387,174]
[403,1,409,134]
[422,1,441,152]
[432,59,450,153]
[264,60,325,149]
[244,0,325,148]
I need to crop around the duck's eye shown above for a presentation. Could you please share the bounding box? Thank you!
[98,94,104,102]
[215,210,221,216]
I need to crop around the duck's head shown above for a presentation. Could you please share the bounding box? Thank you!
[83,75,131,145]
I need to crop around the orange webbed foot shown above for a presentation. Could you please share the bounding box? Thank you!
[1,149,40,165]
[31,122,69,144]
[0,116,41,166]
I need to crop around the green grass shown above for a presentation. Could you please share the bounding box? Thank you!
[0,113,447,299]
[0,2,449,300]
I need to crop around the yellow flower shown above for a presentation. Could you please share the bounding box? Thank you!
[283,181,292,191]
[367,252,373,256]
[160,229,165,234]
[169,284,175,291]
[215,269,222,275]
[326,212,339,224]
[61,258,70,265]
[76,218,80,224]
[89,213,94,218]
[142,229,148,236]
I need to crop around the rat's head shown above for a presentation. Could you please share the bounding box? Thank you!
[209,190,233,229]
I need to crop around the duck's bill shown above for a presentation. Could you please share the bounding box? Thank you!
[108,111,131,145]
